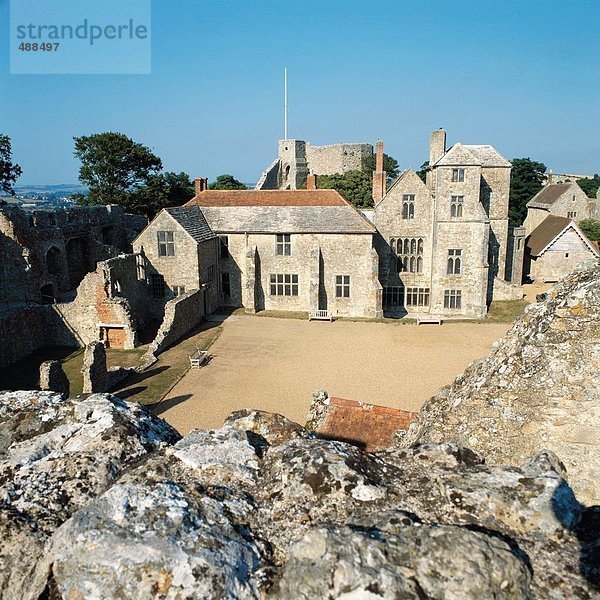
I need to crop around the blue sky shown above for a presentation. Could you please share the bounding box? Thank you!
[1,0,599,185]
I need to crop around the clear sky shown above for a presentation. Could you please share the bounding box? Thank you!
[1,0,599,185]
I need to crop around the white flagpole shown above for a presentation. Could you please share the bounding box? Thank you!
[284,67,288,140]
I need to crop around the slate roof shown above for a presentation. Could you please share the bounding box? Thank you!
[185,189,375,234]
[165,206,217,244]
[527,184,572,208]
[314,397,418,451]
[433,143,511,168]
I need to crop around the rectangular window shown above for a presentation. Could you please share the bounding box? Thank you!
[447,249,463,275]
[276,234,292,256]
[383,286,404,308]
[452,168,465,182]
[135,253,146,281]
[450,195,464,218]
[157,231,175,257]
[220,236,229,259]
[269,273,298,296]
[172,285,186,297]
[444,289,462,309]
[405,287,430,307]
[151,274,165,298]
[221,272,231,296]
[402,195,415,219]
[567,211,577,219]
[335,275,351,298]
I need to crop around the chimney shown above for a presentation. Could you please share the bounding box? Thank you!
[372,139,386,203]
[547,170,553,186]
[195,177,208,195]
[306,174,317,190]
[429,128,446,167]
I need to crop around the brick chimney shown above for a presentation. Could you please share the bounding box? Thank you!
[372,139,386,203]
[547,170,553,186]
[194,177,208,195]
[306,174,317,190]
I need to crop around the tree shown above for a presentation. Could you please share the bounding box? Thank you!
[416,161,429,183]
[317,170,374,208]
[362,153,400,180]
[578,219,600,242]
[73,132,162,211]
[509,158,547,225]
[577,175,600,199]
[209,174,247,190]
[127,172,196,218]
[0,135,22,195]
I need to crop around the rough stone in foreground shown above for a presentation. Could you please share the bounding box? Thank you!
[1,395,598,599]
[39,360,70,396]
[401,262,600,505]
[0,390,180,600]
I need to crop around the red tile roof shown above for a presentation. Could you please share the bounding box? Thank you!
[315,397,418,451]
[185,189,347,207]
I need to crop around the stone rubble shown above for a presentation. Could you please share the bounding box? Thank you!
[0,398,597,599]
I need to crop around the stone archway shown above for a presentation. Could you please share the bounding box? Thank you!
[45,246,63,275]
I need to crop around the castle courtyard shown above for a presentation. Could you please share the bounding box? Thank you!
[154,315,510,434]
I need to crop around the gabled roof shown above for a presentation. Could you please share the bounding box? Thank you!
[186,189,347,207]
[375,168,430,209]
[433,143,511,168]
[527,183,573,208]
[164,206,217,244]
[185,189,375,234]
[526,215,599,257]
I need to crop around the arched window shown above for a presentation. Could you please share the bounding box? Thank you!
[410,239,416,254]
[417,256,423,273]
[410,256,416,273]
[417,238,423,254]
[456,203,463,217]
[404,238,410,254]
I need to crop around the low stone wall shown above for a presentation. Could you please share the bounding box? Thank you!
[82,341,137,394]
[0,305,79,369]
[143,289,204,361]
[491,277,524,301]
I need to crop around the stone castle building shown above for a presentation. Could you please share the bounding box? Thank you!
[374,129,522,318]
[256,140,372,190]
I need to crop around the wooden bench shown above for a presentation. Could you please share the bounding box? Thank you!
[416,317,442,325]
[309,309,333,322]
[189,349,209,368]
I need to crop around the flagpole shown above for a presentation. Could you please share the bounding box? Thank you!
[284,67,288,140]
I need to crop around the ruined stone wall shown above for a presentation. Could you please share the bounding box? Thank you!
[0,305,79,369]
[254,159,281,190]
[305,142,372,175]
[144,288,205,359]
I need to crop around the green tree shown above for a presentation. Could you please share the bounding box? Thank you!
[578,219,600,242]
[209,174,247,190]
[577,175,600,199]
[362,153,400,179]
[416,161,429,183]
[128,171,196,218]
[0,135,22,195]
[509,158,547,225]
[73,132,162,211]
[317,170,374,208]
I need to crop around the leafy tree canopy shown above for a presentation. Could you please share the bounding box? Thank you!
[317,170,373,209]
[0,134,22,196]
[577,175,600,199]
[73,132,162,214]
[209,174,247,190]
[578,219,600,242]
[416,161,429,183]
[128,172,196,217]
[362,153,400,179]
[509,158,547,225]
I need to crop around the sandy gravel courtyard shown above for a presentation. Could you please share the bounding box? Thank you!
[155,316,510,434]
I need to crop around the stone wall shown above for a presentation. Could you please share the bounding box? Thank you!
[144,288,205,360]
[305,142,372,176]
[0,305,79,369]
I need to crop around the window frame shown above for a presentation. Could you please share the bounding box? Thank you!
[444,289,462,309]
[157,231,175,257]
[402,194,415,220]
[452,168,465,182]
[335,275,351,298]
[276,233,292,256]
[447,249,463,275]
[450,195,464,218]
[172,285,186,297]
[269,273,299,296]
[383,285,405,308]
[221,272,231,296]
[220,236,229,259]
[405,286,430,307]
[150,273,166,298]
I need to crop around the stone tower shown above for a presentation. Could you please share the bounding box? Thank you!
[278,140,309,189]
[372,140,386,203]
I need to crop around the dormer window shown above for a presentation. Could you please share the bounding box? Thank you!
[452,168,465,182]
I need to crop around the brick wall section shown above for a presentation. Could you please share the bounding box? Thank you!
[316,397,417,451]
